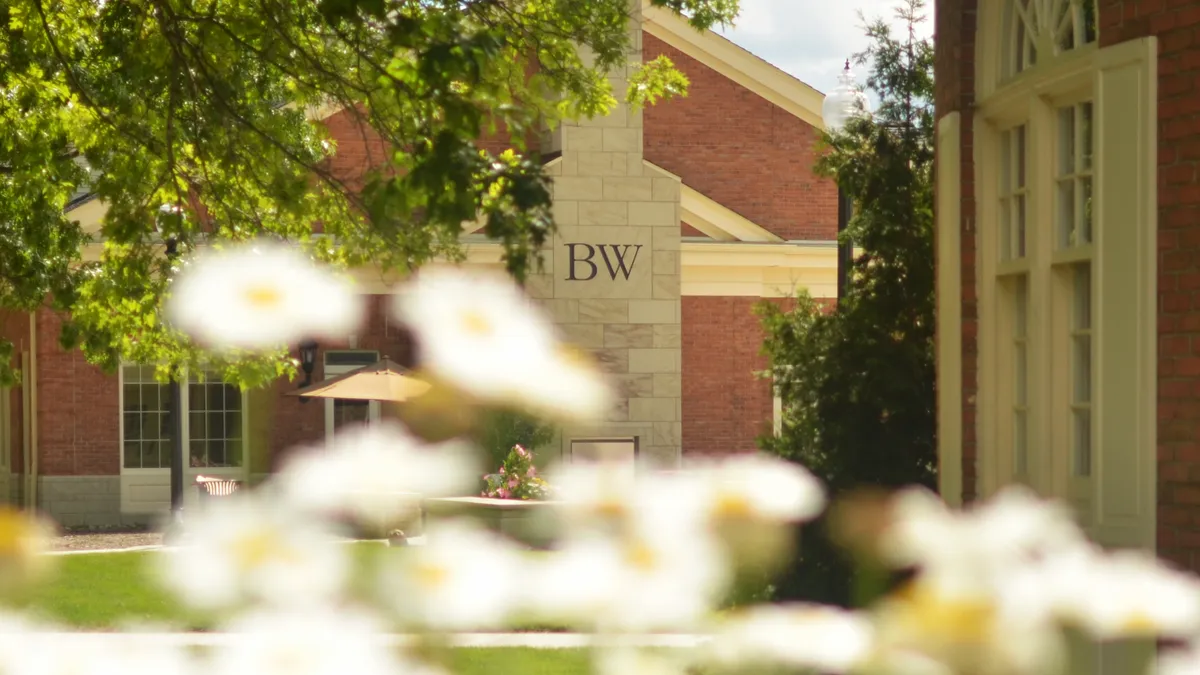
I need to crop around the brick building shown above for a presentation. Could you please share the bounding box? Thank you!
[935,0,1174,573]
[0,2,838,527]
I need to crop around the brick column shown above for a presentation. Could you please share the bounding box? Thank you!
[529,3,684,467]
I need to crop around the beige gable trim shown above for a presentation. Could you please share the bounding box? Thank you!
[641,3,826,130]
[681,184,782,243]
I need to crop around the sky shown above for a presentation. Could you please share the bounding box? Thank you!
[712,0,936,100]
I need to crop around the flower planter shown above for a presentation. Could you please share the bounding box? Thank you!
[422,496,562,549]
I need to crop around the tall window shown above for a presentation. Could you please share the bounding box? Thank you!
[123,366,172,470]
[1006,0,1099,78]
[122,365,245,470]
[187,373,243,468]
[1053,101,1095,478]
[998,125,1031,481]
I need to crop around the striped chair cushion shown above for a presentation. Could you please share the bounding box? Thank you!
[195,478,243,497]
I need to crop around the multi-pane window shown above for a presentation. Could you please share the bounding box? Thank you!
[1007,0,1099,78]
[1070,265,1092,476]
[999,126,1028,261]
[1011,276,1030,477]
[122,365,173,469]
[1054,100,1095,478]
[122,365,244,470]
[187,373,243,468]
[998,124,1031,480]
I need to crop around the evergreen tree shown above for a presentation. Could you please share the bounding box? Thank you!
[756,0,935,607]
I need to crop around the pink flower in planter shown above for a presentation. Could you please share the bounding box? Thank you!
[497,488,511,499]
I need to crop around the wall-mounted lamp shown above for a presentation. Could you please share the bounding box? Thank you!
[298,339,319,403]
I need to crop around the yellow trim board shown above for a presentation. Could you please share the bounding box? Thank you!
[641,3,826,130]
[680,184,782,243]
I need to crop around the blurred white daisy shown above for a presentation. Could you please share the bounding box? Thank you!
[595,648,691,675]
[211,608,439,675]
[166,240,365,351]
[1044,546,1200,639]
[158,494,349,611]
[870,577,1065,675]
[11,631,192,675]
[706,604,874,674]
[699,453,826,524]
[526,527,730,632]
[383,518,525,631]
[274,421,480,530]
[391,266,614,422]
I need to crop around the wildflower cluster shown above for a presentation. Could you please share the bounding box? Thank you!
[482,445,550,500]
[0,241,1194,675]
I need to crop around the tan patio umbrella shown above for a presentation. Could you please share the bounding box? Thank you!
[288,358,432,402]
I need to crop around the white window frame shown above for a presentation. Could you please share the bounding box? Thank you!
[323,352,381,450]
[973,1,1157,553]
[118,364,250,513]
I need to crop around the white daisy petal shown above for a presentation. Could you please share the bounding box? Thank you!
[707,603,874,673]
[158,494,349,611]
[274,421,480,529]
[392,265,615,422]
[383,518,525,631]
[167,240,365,351]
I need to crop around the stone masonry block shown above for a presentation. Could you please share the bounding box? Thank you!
[603,323,654,349]
[554,200,579,226]
[653,275,681,300]
[628,300,679,324]
[579,299,630,324]
[652,178,681,202]
[653,324,681,348]
[578,201,629,226]
[577,152,628,177]
[629,201,677,227]
[559,323,606,349]
[652,250,680,276]
[630,398,678,422]
[603,177,654,202]
[564,127,604,152]
[553,177,603,201]
[602,128,640,153]
[652,373,682,398]
[652,227,681,251]
[628,348,680,374]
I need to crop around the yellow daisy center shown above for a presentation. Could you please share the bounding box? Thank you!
[231,530,289,569]
[625,541,659,572]
[414,562,450,589]
[244,285,283,309]
[0,508,36,558]
[461,310,493,336]
[714,492,753,519]
[890,581,995,644]
[1120,611,1159,633]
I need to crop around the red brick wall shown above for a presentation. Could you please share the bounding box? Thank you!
[681,296,777,455]
[34,310,120,476]
[1097,0,1200,571]
[643,33,838,242]
[261,295,415,470]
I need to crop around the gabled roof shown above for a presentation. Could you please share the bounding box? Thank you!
[640,1,826,130]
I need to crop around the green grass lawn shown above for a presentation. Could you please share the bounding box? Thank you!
[10,544,570,631]
[4,548,593,673]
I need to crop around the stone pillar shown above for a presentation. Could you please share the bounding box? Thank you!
[529,3,683,467]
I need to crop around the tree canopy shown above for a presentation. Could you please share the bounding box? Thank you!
[756,0,935,606]
[0,0,737,386]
